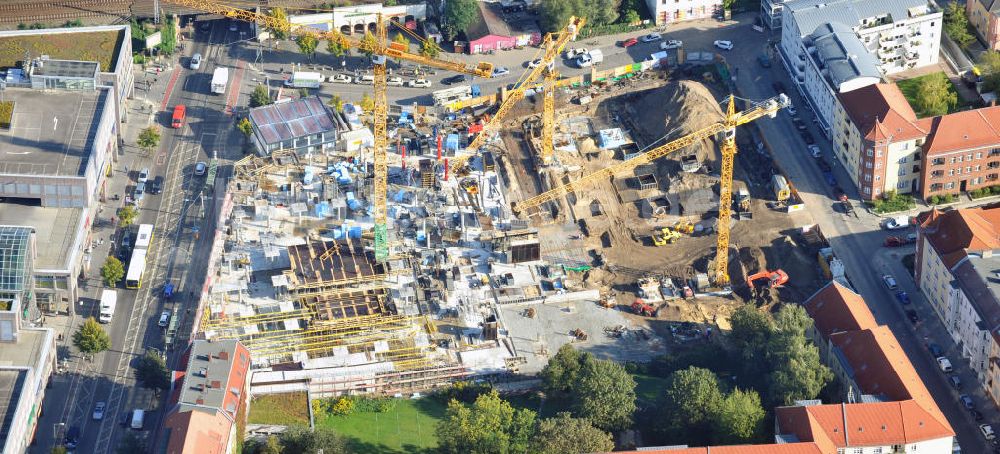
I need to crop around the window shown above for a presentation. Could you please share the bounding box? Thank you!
[875,175,881,181]
[952,157,958,164]
[899,167,907,176]
[977,152,983,159]
[990,161,1000,169]
[864,187,871,194]
[875,162,882,169]
[866,161,873,169]
[932,158,945,165]
[946,182,955,189]
[899,156,908,163]
[968,153,974,161]
[976,165,982,172]
[950,169,955,176]
[989,173,999,181]
[865,174,872,182]
[897,181,908,189]
[877,150,883,157]
[967,166,972,173]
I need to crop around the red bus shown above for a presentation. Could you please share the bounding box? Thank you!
[171,105,186,129]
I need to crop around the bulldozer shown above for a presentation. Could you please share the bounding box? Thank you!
[736,188,752,220]
[745,269,789,289]
[652,227,682,246]
[673,221,695,234]
[631,299,657,317]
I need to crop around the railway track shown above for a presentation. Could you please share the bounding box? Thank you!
[0,0,131,25]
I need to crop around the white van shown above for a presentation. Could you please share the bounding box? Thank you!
[131,409,145,430]
[355,74,375,85]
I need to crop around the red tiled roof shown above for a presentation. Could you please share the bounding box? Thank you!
[838,84,926,142]
[622,443,825,454]
[921,105,1000,156]
[164,410,230,454]
[922,206,1000,268]
[778,401,953,449]
[804,282,878,338]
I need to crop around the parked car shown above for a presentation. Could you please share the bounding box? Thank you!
[808,145,821,158]
[138,168,149,183]
[190,53,202,70]
[329,74,352,83]
[442,74,468,85]
[621,37,639,48]
[354,74,375,85]
[194,162,207,176]
[64,426,80,449]
[883,215,911,230]
[905,309,919,324]
[158,310,171,327]
[714,40,734,50]
[492,66,510,77]
[564,47,588,59]
[640,33,662,42]
[660,40,683,50]
[960,394,975,410]
[937,356,954,373]
[895,291,910,305]
[386,76,404,86]
[93,401,106,420]
[133,182,145,202]
[982,424,996,441]
[881,274,898,290]
[149,176,163,195]
[527,58,543,68]
[407,78,432,88]
[927,342,943,357]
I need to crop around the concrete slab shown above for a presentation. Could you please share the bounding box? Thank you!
[0,204,81,270]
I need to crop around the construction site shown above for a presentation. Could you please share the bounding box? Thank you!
[194,11,842,399]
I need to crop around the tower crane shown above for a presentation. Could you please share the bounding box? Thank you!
[456,17,585,168]
[512,94,790,285]
[162,0,495,262]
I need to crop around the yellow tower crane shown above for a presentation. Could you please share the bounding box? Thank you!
[512,94,790,285]
[162,0,494,262]
[457,17,585,167]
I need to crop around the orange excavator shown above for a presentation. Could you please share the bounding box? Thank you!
[745,269,789,289]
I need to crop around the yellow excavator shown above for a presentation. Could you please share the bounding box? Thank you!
[652,227,682,246]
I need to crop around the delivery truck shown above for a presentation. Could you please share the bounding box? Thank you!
[211,67,228,95]
[285,71,323,89]
[99,290,117,323]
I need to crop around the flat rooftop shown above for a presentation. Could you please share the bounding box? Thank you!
[34,59,99,78]
[0,204,80,270]
[0,89,106,177]
[0,370,24,446]
[0,28,123,72]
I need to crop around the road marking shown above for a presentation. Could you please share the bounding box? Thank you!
[225,59,246,116]
[156,152,166,167]
[159,67,183,112]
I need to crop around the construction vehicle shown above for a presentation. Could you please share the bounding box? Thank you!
[511,94,790,285]
[631,299,657,317]
[163,0,494,263]
[652,227,681,246]
[673,221,695,234]
[745,269,789,288]
[736,187,752,220]
[460,178,480,195]
[771,174,790,202]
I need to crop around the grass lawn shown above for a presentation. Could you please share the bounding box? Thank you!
[896,72,971,118]
[0,29,122,71]
[319,398,446,454]
[633,373,670,403]
[248,392,310,426]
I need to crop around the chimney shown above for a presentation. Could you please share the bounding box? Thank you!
[842,402,850,445]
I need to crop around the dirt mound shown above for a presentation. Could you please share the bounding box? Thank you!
[629,80,724,163]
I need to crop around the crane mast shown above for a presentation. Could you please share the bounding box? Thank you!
[372,16,389,261]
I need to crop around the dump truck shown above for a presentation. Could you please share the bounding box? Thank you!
[771,174,790,202]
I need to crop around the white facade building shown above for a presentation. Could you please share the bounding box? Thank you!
[779,0,942,136]
[646,0,722,25]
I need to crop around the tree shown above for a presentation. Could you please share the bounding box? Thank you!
[359,93,375,113]
[392,32,410,49]
[259,435,282,454]
[158,16,177,54]
[51,446,68,454]
[420,39,441,59]
[983,51,1000,93]
[237,117,253,137]
[135,349,170,391]
[296,33,319,59]
[713,388,765,444]
[658,366,723,444]
[539,0,582,33]
[268,8,290,40]
[116,433,146,454]
[540,343,586,395]
[623,9,641,25]
[137,126,160,152]
[944,2,974,49]
[531,412,614,454]
[117,205,139,227]
[766,305,832,406]
[250,85,273,108]
[74,317,112,355]
[443,0,479,38]
[326,33,350,58]
[591,0,621,25]
[913,73,957,117]
[328,94,344,113]
[278,425,348,454]
[358,31,379,58]
[572,357,636,432]
[100,256,125,287]
[436,390,537,454]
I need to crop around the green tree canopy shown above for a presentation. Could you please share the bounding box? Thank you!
[237,117,253,136]
[74,317,111,354]
[944,2,974,49]
[358,31,379,57]
[436,390,537,454]
[359,93,375,113]
[328,94,344,113]
[268,8,290,40]
[913,73,957,117]
[135,349,170,391]
[137,126,160,151]
[250,85,273,108]
[277,425,348,454]
[540,343,586,395]
[531,412,614,454]
[713,387,766,444]
[766,305,832,406]
[117,205,139,227]
[420,39,441,59]
[658,366,723,444]
[443,0,479,38]
[101,256,125,287]
[982,51,1000,92]
[296,33,319,59]
[326,33,350,57]
[539,0,619,31]
[572,357,636,432]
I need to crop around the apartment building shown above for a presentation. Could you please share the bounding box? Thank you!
[761,0,787,29]
[916,206,1000,406]
[646,0,722,25]
[619,281,955,453]
[779,0,941,137]
[967,0,1000,51]
[921,107,1000,197]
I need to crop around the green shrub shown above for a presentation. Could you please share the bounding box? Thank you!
[870,190,914,213]
[0,101,13,129]
[329,396,354,415]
